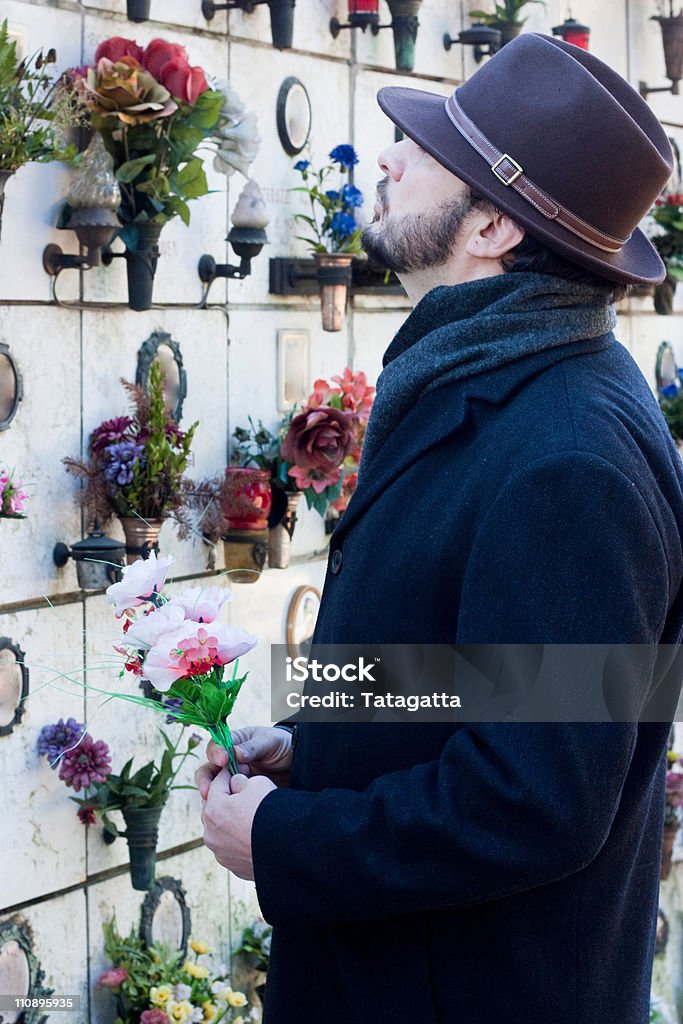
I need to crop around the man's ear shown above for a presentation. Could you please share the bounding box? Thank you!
[463,211,525,262]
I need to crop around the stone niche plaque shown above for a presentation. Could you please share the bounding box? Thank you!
[0,639,28,737]
[139,877,191,959]
[0,920,54,1024]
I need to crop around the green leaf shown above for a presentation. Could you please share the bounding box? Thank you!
[115,153,157,183]
[164,195,191,226]
[187,88,224,129]
[171,158,208,199]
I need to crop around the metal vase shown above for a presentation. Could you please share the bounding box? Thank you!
[269,0,295,49]
[0,170,14,242]
[127,0,151,20]
[657,16,683,91]
[498,22,523,46]
[268,491,302,569]
[314,253,353,332]
[122,805,163,891]
[223,529,268,584]
[387,0,422,72]
[125,222,163,311]
[119,517,164,564]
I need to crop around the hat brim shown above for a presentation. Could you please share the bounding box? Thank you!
[377,86,665,286]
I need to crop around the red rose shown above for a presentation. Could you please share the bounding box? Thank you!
[95,36,144,64]
[159,58,208,105]
[282,406,357,474]
[142,38,188,79]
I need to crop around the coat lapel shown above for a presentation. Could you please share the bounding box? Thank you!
[334,334,615,540]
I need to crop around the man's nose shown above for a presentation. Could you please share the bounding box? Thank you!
[377,142,406,181]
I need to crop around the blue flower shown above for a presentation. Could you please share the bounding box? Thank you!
[103,441,143,487]
[342,183,364,208]
[325,189,341,202]
[329,145,359,169]
[330,211,357,239]
[661,382,680,398]
[294,159,310,172]
[38,718,86,764]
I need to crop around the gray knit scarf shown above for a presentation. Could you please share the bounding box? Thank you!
[359,272,616,474]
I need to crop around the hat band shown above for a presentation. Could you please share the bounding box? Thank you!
[445,94,629,254]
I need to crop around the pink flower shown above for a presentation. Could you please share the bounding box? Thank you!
[287,464,342,495]
[159,58,208,105]
[95,37,144,64]
[331,471,358,512]
[144,620,257,692]
[141,1010,170,1024]
[142,38,188,79]
[8,481,27,515]
[281,407,357,474]
[90,416,135,454]
[58,735,112,791]
[106,551,174,616]
[98,967,128,988]
[168,586,232,624]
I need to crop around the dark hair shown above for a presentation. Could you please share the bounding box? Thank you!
[469,191,629,303]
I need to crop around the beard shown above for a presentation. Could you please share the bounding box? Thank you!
[361,185,475,274]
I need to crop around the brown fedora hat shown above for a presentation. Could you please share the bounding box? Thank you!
[377,34,673,285]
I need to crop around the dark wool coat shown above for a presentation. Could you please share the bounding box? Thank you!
[252,329,683,1024]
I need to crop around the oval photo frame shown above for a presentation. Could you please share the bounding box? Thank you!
[136,332,187,424]
[276,77,312,156]
[0,638,28,737]
[139,876,191,960]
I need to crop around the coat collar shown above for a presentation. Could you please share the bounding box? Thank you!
[333,333,615,541]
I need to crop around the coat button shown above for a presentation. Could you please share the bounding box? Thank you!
[330,549,343,575]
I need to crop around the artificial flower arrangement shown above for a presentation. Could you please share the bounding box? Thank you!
[292,145,364,255]
[66,35,260,240]
[0,19,78,181]
[233,920,272,975]
[98,917,249,1024]
[230,367,374,519]
[0,465,28,518]
[662,747,683,878]
[102,552,256,774]
[647,191,683,312]
[63,361,196,551]
[656,363,683,445]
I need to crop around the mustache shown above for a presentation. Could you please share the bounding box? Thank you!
[376,176,389,211]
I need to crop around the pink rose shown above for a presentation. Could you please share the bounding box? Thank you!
[141,1011,170,1024]
[95,36,144,64]
[159,58,208,105]
[98,967,128,988]
[142,38,188,80]
[281,406,357,474]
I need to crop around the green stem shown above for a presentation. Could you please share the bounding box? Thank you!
[209,720,239,775]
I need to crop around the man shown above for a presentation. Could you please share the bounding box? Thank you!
[197,34,683,1023]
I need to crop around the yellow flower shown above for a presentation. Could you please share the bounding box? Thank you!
[668,750,680,763]
[226,990,247,1008]
[202,1002,217,1022]
[190,939,211,955]
[182,960,209,979]
[234,1018,244,1024]
[167,1000,193,1021]
[150,986,172,1006]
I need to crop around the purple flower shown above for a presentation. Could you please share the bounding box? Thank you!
[163,697,184,724]
[329,144,358,169]
[342,183,363,208]
[58,734,112,791]
[103,441,144,486]
[37,718,86,764]
[90,416,135,454]
[294,159,310,172]
[330,211,357,240]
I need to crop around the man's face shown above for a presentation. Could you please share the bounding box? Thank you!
[361,137,475,273]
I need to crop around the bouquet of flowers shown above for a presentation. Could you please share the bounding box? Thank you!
[0,18,79,173]
[66,34,259,240]
[666,749,683,828]
[63,361,196,527]
[37,716,200,836]
[292,145,364,254]
[0,465,28,518]
[100,552,256,774]
[99,917,249,1024]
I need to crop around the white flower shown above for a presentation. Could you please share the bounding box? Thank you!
[189,1009,204,1024]
[250,1008,260,1020]
[168,586,232,624]
[124,603,186,649]
[213,113,260,178]
[174,983,192,1002]
[211,981,231,999]
[217,82,247,123]
[106,552,174,615]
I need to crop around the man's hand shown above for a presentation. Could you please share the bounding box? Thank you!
[202,770,276,879]
[195,726,293,799]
